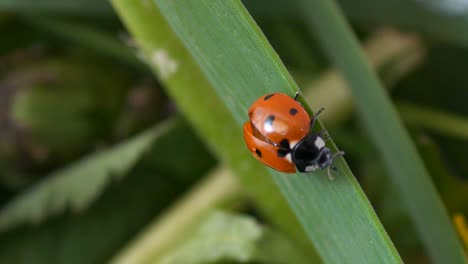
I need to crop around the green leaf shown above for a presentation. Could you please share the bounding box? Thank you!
[416,136,468,213]
[0,118,175,231]
[112,0,401,262]
[302,29,424,128]
[338,0,468,48]
[0,119,216,264]
[244,0,468,48]
[111,167,241,264]
[110,0,320,261]
[397,101,468,140]
[159,210,309,264]
[0,0,113,17]
[294,0,467,263]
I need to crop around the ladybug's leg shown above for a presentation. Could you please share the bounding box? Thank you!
[294,91,301,101]
[332,151,345,162]
[326,151,345,180]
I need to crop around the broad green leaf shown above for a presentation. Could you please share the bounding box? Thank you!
[294,0,467,263]
[111,0,320,261]
[159,210,309,264]
[112,0,401,262]
[0,118,174,231]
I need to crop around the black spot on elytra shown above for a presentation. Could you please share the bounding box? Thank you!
[264,93,275,101]
[255,148,262,158]
[289,108,298,115]
[265,115,275,127]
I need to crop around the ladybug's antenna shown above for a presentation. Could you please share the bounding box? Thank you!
[309,107,325,131]
[313,107,325,119]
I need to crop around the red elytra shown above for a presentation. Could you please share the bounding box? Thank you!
[248,93,310,145]
[243,92,311,173]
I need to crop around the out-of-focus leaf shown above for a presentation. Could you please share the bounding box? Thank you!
[3,56,131,166]
[363,133,468,261]
[393,44,468,178]
[111,167,241,264]
[338,0,468,48]
[303,29,424,128]
[416,135,468,213]
[295,0,466,262]
[0,118,175,231]
[0,0,113,17]
[20,15,146,71]
[244,0,468,48]
[0,119,216,264]
[159,210,309,264]
[398,101,468,140]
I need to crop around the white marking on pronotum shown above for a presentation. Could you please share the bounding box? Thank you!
[151,49,178,79]
[314,137,325,149]
[305,165,318,172]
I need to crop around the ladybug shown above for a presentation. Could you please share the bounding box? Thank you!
[243,92,344,179]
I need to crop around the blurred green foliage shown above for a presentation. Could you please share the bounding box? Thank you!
[0,0,467,263]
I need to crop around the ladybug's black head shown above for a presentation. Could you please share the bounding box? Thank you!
[292,134,333,173]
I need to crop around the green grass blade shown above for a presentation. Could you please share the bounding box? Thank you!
[397,102,468,140]
[295,0,467,263]
[0,119,175,231]
[338,0,468,48]
[303,29,424,127]
[110,0,320,261]
[244,0,468,48]
[113,0,402,262]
